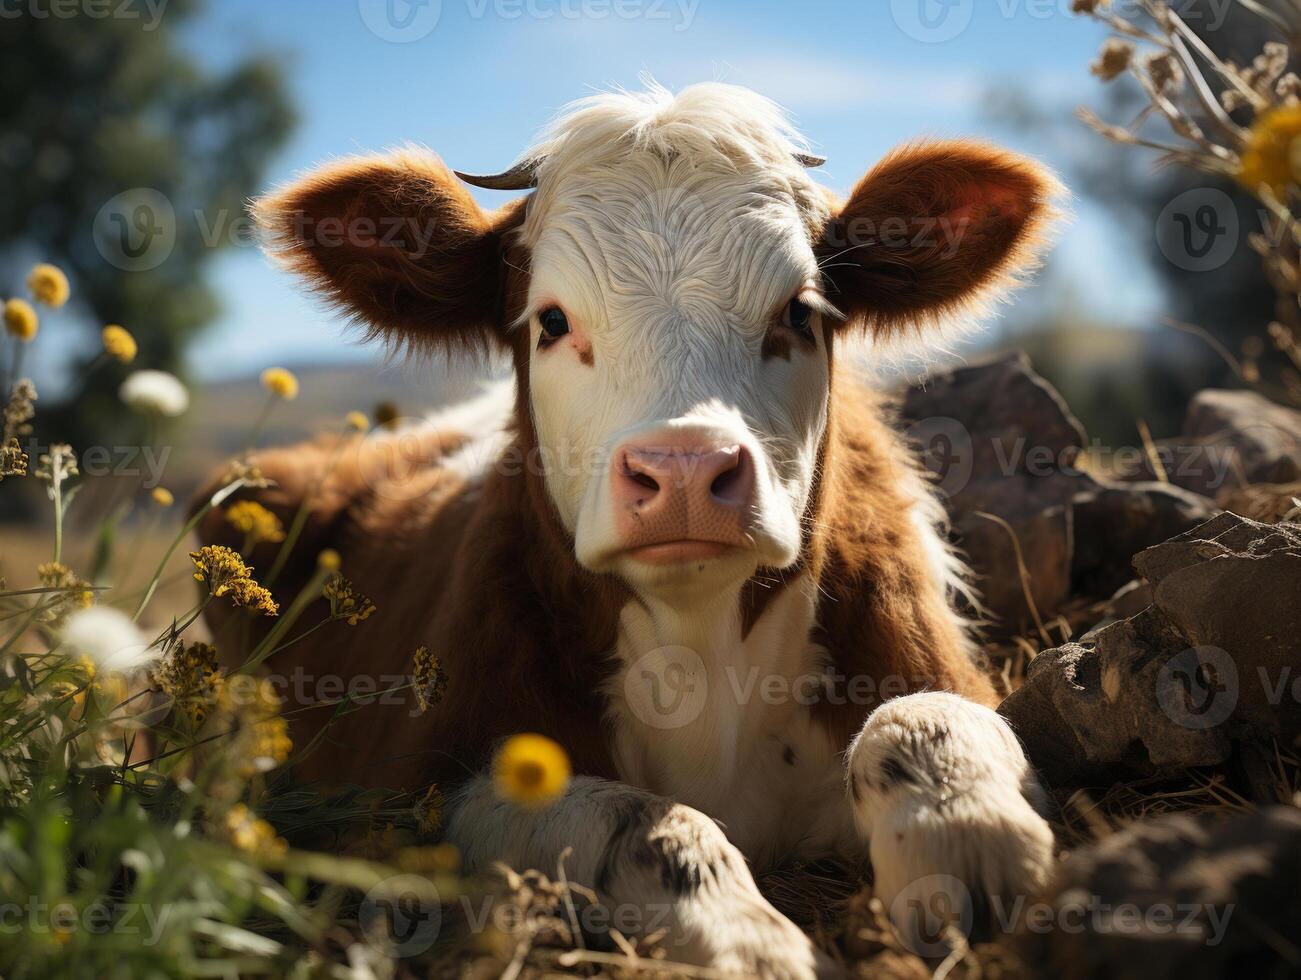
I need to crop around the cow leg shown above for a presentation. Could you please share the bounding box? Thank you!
[844,692,1056,956]
[446,775,838,979]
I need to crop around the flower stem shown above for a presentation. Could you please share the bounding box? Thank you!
[246,393,276,454]
[265,425,355,587]
[132,476,247,623]
[52,472,64,564]
[239,567,330,673]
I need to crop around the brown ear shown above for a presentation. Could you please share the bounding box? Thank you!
[253,148,526,354]
[818,140,1062,340]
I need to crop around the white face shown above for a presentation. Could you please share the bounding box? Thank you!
[522,150,833,601]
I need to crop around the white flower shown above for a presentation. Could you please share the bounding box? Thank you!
[120,370,190,417]
[61,607,158,673]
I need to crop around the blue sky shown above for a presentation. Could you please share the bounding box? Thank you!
[176,0,1162,379]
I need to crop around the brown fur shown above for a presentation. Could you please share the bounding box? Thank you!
[817,140,1061,340]
[197,138,1051,790]
[254,148,526,355]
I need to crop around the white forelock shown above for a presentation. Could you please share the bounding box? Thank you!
[526,81,821,199]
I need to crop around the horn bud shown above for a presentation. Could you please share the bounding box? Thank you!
[454,150,825,190]
[453,158,541,191]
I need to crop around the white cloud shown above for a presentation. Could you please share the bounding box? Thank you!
[703,57,984,114]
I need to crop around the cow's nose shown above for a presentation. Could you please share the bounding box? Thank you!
[611,440,756,559]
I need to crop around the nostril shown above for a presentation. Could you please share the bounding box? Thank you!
[709,448,752,506]
[627,469,660,493]
[620,452,662,497]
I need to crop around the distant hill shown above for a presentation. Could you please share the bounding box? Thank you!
[176,355,505,490]
[1,355,506,527]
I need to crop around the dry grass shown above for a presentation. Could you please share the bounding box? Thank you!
[1216,480,1301,522]
[415,742,1301,979]
[0,521,202,634]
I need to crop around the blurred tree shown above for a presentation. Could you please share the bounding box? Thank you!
[990,0,1292,438]
[0,0,294,442]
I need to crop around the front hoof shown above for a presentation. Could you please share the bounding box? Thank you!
[846,691,1057,955]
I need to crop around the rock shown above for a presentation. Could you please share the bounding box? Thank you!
[901,353,1087,633]
[1080,579,1154,636]
[1119,389,1301,496]
[1071,482,1218,598]
[900,353,1218,636]
[1184,389,1301,490]
[1019,807,1301,980]
[1000,514,1301,786]
[901,351,1087,487]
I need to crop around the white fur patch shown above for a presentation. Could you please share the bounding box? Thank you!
[423,378,514,484]
[604,578,856,866]
[512,83,834,598]
[846,692,1056,953]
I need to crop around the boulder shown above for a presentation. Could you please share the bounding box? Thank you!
[1019,807,1301,980]
[900,353,1219,635]
[1000,513,1301,786]
[1070,482,1217,598]
[1117,388,1301,497]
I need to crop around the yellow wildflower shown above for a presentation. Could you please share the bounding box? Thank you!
[36,562,93,620]
[4,299,37,340]
[224,500,286,545]
[345,411,369,432]
[190,545,278,616]
[322,573,376,626]
[151,486,174,507]
[317,548,341,572]
[219,672,280,717]
[101,325,137,363]
[27,263,69,308]
[260,367,299,400]
[152,641,222,725]
[219,675,293,776]
[1237,105,1301,197]
[411,646,446,713]
[224,803,287,859]
[493,733,571,808]
[247,714,293,773]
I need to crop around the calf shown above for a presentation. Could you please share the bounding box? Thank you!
[200,83,1062,975]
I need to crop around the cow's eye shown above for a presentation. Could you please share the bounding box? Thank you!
[539,307,570,340]
[783,297,815,338]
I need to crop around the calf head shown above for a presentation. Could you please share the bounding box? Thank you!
[256,84,1059,607]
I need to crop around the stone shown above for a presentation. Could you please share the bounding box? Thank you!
[1118,389,1301,497]
[900,353,1219,636]
[900,353,1086,634]
[1000,514,1301,786]
[1019,807,1301,980]
[1070,482,1218,598]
